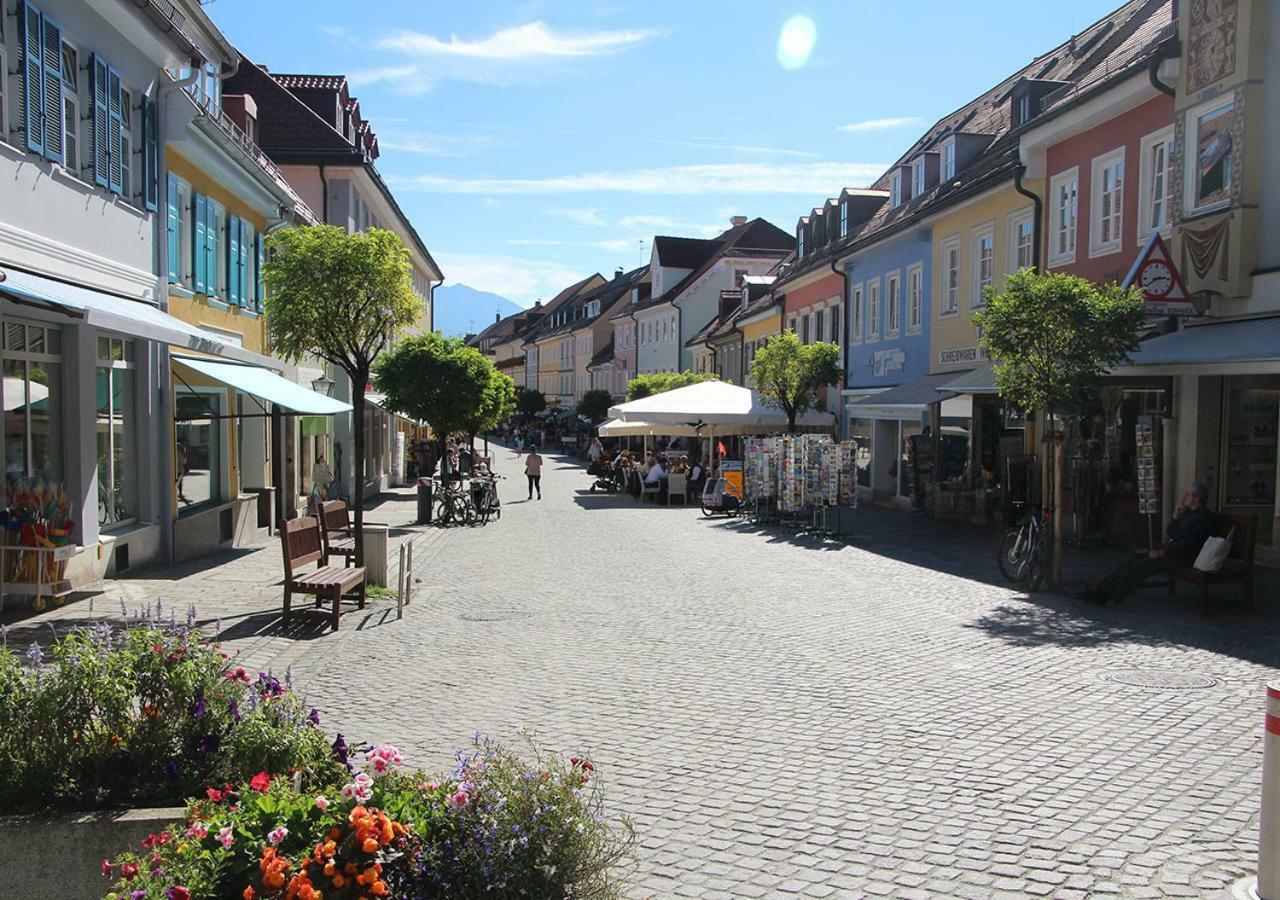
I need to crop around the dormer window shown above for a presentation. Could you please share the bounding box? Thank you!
[1017,94,1032,126]
[840,203,849,238]
[912,159,926,197]
[890,171,902,208]
[797,227,806,258]
[941,139,956,181]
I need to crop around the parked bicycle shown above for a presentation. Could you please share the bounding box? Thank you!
[998,503,1049,589]
[433,477,476,527]
[471,474,504,525]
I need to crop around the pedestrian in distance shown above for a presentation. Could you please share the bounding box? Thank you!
[525,445,543,500]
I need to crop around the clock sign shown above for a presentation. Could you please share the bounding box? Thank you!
[1122,231,1194,315]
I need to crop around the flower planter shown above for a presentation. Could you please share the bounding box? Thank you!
[0,806,183,900]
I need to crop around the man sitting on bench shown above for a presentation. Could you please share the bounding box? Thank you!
[1083,481,1214,605]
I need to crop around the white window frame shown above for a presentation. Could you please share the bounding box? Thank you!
[889,171,902,208]
[911,159,925,197]
[176,179,192,286]
[840,203,848,238]
[885,270,901,338]
[60,39,79,174]
[972,223,995,309]
[940,236,961,317]
[212,202,226,298]
[1183,95,1235,216]
[906,263,923,334]
[1089,147,1125,258]
[1047,167,1079,266]
[1007,210,1035,274]
[867,278,881,342]
[1137,126,1175,242]
[941,138,956,181]
[851,283,863,343]
[119,86,134,202]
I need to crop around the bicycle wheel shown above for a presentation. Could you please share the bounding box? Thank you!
[1028,540,1047,591]
[997,528,1031,583]
[435,494,455,526]
[453,496,477,527]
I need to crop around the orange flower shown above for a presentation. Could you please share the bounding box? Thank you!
[109,733,122,746]
[361,837,379,854]
[143,704,158,718]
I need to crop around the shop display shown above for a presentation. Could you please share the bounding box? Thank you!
[742,435,859,512]
[1135,415,1160,517]
[1223,384,1278,507]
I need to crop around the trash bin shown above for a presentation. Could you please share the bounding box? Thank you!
[417,478,433,524]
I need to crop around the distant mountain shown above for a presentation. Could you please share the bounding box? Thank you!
[433,284,523,338]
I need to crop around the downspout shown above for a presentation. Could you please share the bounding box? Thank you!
[1148,42,1177,97]
[318,164,329,223]
[1013,165,1043,273]
[830,254,852,391]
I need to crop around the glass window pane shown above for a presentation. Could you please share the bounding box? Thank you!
[97,367,136,526]
[176,393,220,510]
[1196,102,1234,207]
[98,337,110,361]
[27,361,62,485]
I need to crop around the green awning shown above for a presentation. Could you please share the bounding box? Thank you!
[174,355,351,415]
[300,416,331,436]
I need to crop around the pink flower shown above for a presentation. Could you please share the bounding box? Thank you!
[420,780,440,792]
[225,666,250,684]
[353,772,373,789]
[101,859,113,878]
[447,790,470,811]
[267,826,288,846]
[249,771,271,793]
[184,822,208,840]
[314,795,330,810]
[216,826,234,850]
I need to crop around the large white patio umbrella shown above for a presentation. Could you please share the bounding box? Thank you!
[597,418,702,438]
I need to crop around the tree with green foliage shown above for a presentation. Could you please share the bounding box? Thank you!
[264,226,420,565]
[748,331,841,433]
[576,388,614,422]
[373,332,501,455]
[625,370,719,401]
[975,270,1145,589]
[515,388,547,416]
[467,367,518,439]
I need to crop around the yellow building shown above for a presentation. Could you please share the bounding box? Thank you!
[737,293,783,389]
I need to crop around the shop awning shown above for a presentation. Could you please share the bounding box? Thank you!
[938,362,998,395]
[598,418,702,438]
[0,267,280,369]
[846,372,962,419]
[607,380,836,431]
[1112,316,1280,375]
[174,355,351,414]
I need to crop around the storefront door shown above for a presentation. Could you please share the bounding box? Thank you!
[1221,375,1279,546]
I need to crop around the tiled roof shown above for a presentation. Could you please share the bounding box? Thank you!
[611,281,651,320]
[654,236,717,269]
[636,218,793,312]
[271,74,348,91]
[521,273,606,344]
[587,338,616,369]
[534,267,646,340]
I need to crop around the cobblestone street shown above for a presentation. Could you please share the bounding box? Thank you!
[8,444,1280,898]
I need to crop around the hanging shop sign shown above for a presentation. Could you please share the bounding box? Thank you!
[1122,231,1196,316]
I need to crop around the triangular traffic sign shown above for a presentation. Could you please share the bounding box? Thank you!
[1121,231,1195,316]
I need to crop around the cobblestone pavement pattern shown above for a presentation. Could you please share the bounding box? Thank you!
[8,445,1279,899]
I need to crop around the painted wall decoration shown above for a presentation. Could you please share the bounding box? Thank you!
[1186,0,1238,93]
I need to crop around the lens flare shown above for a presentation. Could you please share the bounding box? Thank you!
[777,15,817,70]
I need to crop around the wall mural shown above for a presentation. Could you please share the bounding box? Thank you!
[1186,0,1238,93]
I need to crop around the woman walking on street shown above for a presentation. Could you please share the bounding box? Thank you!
[525,445,543,500]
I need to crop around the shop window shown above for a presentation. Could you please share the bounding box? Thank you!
[899,421,923,498]
[3,321,63,491]
[96,336,136,528]
[175,391,223,510]
[1223,376,1278,512]
[848,417,872,487]
[1186,97,1234,213]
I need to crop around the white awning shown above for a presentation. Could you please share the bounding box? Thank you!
[598,418,702,437]
[174,356,351,414]
[846,372,960,419]
[1113,316,1280,375]
[607,380,836,432]
[938,362,998,395]
[1,267,281,369]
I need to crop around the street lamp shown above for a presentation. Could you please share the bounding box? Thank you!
[311,373,335,397]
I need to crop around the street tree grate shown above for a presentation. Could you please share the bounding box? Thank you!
[1103,669,1218,690]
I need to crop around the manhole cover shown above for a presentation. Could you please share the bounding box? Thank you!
[459,611,530,623]
[1103,669,1217,690]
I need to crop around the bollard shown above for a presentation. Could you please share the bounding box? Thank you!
[1261,681,1280,898]
[361,524,389,587]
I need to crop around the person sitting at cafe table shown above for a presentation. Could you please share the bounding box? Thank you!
[1081,481,1215,605]
[643,455,667,502]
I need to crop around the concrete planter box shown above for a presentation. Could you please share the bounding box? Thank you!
[0,806,184,899]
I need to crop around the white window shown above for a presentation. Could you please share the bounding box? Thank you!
[851,284,863,342]
[1016,94,1032,125]
[1089,148,1124,256]
[907,264,923,333]
[119,86,133,201]
[1008,211,1034,273]
[61,41,79,172]
[972,225,994,308]
[815,308,826,342]
[1048,167,1079,266]
[840,203,848,238]
[885,271,901,336]
[912,159,925,197]
[868,279,881,340]
[889,171,902,208]
[797,228,805,258]
[941,237,960,315]
[1138,126,1175,239]
[941,139,956,181]
[1185,96,1234,213]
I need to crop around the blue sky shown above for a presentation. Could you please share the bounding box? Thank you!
[213,0,1122,306]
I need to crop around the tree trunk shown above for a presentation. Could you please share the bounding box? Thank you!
[350,368,368,569]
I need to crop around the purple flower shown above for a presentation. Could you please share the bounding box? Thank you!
[131,892,146,900]
[195,733,220,755]
[191,696,206,718]
[333,733,352,772]
[23,642,43,666]
[228,699,241,723]
[308,707,320,727]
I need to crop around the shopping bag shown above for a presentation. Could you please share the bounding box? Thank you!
[1193,529,1234,572]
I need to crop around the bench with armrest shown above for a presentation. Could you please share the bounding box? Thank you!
[319,500,357,567]
[281,516,366,632]
[1167,512,1257,614]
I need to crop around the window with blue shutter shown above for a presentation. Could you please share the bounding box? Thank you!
[90,55,109,188]
[106,66,123,194]
[239,219,252,307]
[205,202,220,296]
[255,232,266,312]
[39,11,63,164]
[193,192,208,293]
[227,214,241,305]
[21,2,45,156]
[166,174,179,282]
[142,95,158,211]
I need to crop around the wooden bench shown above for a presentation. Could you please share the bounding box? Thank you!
[1167,512,1257,614]
[319,500,357,568]
[281,516,366,631]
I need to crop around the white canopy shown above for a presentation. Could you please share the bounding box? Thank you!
[597,418,702,438]
[607,381,836,433]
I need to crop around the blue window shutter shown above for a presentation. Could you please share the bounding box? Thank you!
[142,96,158,211]
[227,214,240,305]
[90,55,109,187]
[240,219,252,306]
[166,175,179,282]
[193,193,207,293]
[255,232,266,311]
[21,2,45,156]
[40,12,63,164]
[106,66,123,194]
[205,203,218,295]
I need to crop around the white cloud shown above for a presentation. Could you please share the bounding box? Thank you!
[376,133,506,158]
[386,162,886,196]
[379,21,658,59]
[553,208,607,227]
[617,215,722,237]
[649,137,817,159]
[837,117,924,133]
[439,252,589,307]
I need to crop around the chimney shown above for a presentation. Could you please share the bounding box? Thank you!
[614,267,625,280]
[730,215,748,227]
[534,300,542,308]
[495,312,502,324]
